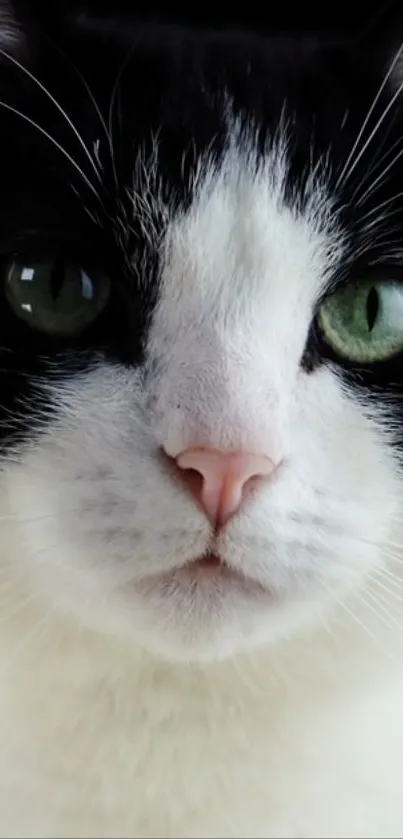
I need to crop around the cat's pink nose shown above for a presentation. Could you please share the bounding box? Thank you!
[175,447,275,528]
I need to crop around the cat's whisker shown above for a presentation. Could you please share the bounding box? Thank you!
[336,43,403,189]
[356,541,403,566]
[381,552,403,567]
[353,530,403,552]
[0,47,103,185]
[354,143,403,208]
[71,193,102,227]
[0,99,101,202]
[358,588,403,640]
[78,78,117,190]
[358,206,395,230]
[319,579,386,650]
[351,130,403,204]
[376,566,403,588]
[41,34,117,179]
[107,45,138,193]
[369,573,403,607]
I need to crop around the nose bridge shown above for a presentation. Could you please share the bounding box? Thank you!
[181,354,246,427]
[153,339,282,459]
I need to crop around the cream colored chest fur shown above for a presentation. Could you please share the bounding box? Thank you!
[0,611,403,839]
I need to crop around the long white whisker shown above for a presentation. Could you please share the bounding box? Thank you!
[108,44,139,192]
[361,588,403,638]
[0,47,103,184]
[358,191,403,223]
[336,45,403,189]
[350,118,401,201]
[62,65,110,149]
[71,64,118,191]
[355,144,403,208]
[377,566,403,588]
[371,574,403,606]
[381,548,403,564]
[320,579,385,650]
[0,100,101,202]
[41,35,121,197]
[41,36,111,149]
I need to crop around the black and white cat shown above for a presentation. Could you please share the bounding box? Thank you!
[1,1,403,835]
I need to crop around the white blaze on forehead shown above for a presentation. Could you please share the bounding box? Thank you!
[147,135,345,455]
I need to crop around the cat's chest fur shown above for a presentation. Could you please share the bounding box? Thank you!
[0,608,402,839]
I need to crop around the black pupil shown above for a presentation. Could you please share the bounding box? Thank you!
[366,286,379,332]
[49,258,68,300]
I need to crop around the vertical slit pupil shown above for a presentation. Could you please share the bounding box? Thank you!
[50,258,66,301]
[366,286,379,332]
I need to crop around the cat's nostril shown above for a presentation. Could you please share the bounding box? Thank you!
[178,466,204,500]
[163,446,276,529]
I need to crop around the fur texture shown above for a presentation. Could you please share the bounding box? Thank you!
[0,3,403,836]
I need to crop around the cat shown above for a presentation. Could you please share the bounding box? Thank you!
[0,0,403,836]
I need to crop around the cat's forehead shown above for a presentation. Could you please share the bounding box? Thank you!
[140,130,344,381]
[153,131,343,304]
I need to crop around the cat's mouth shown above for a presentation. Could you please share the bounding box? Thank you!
[135,547,272,598]
[190,552,222,570]
[165,551,270,594]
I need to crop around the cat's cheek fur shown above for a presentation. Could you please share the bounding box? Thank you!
[0,359,398,663]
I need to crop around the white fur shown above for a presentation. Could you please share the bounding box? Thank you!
[0,136,403,837]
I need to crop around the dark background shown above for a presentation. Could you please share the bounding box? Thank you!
[15,0,403,40]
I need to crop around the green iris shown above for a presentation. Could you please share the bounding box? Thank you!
[5,257,110,337]
[318,279,403,363]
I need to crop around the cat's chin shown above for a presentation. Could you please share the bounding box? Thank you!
[120,553,284,662]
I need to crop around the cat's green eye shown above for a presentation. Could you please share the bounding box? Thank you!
[317,279,403,363]
[5,256,111,337]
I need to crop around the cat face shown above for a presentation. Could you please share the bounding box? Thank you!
[0,2,402,661]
